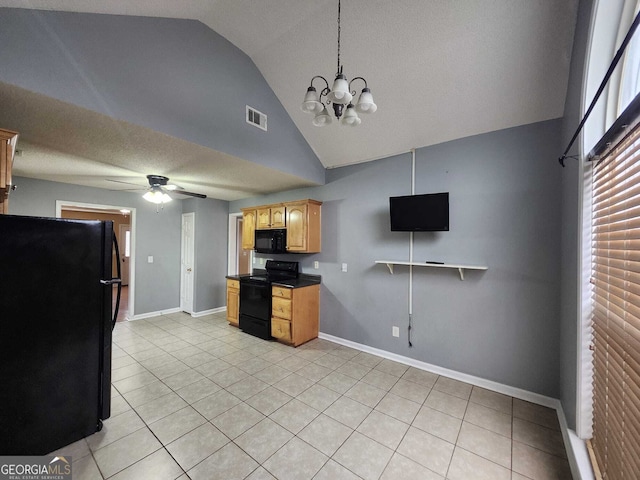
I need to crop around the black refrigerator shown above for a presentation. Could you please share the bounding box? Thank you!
[0,215,121,455]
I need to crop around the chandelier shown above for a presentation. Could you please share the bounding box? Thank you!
[300,0,377,127]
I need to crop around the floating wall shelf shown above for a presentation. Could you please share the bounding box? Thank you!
[374,260,488,280]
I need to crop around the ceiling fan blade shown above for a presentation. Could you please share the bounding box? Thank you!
[106,179,146,187]
[175,190,207,199]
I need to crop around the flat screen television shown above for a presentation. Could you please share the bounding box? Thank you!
[389,192,449,231]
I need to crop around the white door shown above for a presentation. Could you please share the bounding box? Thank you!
[118,224,131,286]
[180,213,195,314]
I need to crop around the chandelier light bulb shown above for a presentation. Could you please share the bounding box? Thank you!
[327,74,352,105]
[355,87,377,114]
[301,86,323,114]
[341,104,361,126]
[313,106,333,127]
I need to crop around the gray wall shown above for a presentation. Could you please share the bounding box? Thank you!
[182,198,230,312]
[9,176,229,316]
[0,8,324,185]
[231,119,563,398]
[559,0,595,431]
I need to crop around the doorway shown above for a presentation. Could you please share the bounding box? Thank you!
[228,212,252,276]
[118,224,131,286]
[56,201,135,322]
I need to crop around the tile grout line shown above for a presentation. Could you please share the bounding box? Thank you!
[106,313,570,480]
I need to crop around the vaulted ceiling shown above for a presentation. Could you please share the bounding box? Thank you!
[0,0,579,200]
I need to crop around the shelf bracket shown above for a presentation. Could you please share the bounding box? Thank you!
[385,263,394,274]
[458,268,464,281]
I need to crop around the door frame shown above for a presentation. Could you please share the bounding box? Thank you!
[180,212,195,314]
[118,223,131,286]
[228,212,252,275]
[56,200,136,319]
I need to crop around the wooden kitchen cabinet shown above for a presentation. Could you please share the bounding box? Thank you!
[285,200,322,253]
[0,128,18,215]
[241,209,256,250]
[257,205,286,229]
[271,284,320,346]
[241,199,322,253]
[226,278,240,327]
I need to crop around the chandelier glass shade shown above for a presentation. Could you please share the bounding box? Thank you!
[300,0,376,127]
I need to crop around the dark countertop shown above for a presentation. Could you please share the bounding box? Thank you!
[226,273,252,281]
[226,272,321,288]
[272,274,321,288]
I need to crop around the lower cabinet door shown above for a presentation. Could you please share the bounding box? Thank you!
[271,317,292,343]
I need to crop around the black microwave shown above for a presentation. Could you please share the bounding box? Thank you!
[254,229,287,254]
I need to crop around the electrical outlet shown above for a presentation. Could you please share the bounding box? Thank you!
[314,261,319,269]
[260,257,265,265]
[341,263,348,272]
[147,255,154,263]
[392,326,400,337]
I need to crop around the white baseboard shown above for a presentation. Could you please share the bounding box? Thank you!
[128,306,226,320]
[192,307,226,317]
[318,331,593,479]
[128,307,182,321]
[556,407,595,480]
[318,332,558,407]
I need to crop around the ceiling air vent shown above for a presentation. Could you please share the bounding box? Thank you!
[246,106,267,131]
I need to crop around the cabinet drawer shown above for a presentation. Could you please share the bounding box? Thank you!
[227,279,240,290]
[272,286,292,299]
[271,318,292,342]
[272,296,291,320]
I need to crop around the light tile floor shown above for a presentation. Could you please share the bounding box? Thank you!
[52,312,573,479]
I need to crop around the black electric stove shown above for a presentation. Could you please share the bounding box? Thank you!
[239,260,299,339]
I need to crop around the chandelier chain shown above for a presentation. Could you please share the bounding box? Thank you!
[337,0,341,73]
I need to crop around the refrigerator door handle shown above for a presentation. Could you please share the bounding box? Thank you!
[110,232,123,330]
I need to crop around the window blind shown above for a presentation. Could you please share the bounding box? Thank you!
[591,120,640,479]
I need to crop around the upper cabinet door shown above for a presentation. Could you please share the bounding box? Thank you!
[285,203,307,252]
[257,205,286,229]
[257,208,271,229]
[241,210,256,250]
[271,206,286,228]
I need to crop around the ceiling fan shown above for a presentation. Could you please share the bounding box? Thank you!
[108,175,207,204]
[143,175,206,203]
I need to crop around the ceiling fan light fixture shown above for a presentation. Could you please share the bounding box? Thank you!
[143,187,172,204]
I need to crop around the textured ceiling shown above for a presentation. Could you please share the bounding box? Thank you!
[0,83,317,201]
[0,0,579,199]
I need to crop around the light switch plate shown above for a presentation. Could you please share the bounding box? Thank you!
[341,263,348,272]
[147,255,154,263]
[392,326,400,337]
[314,261,319,269]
